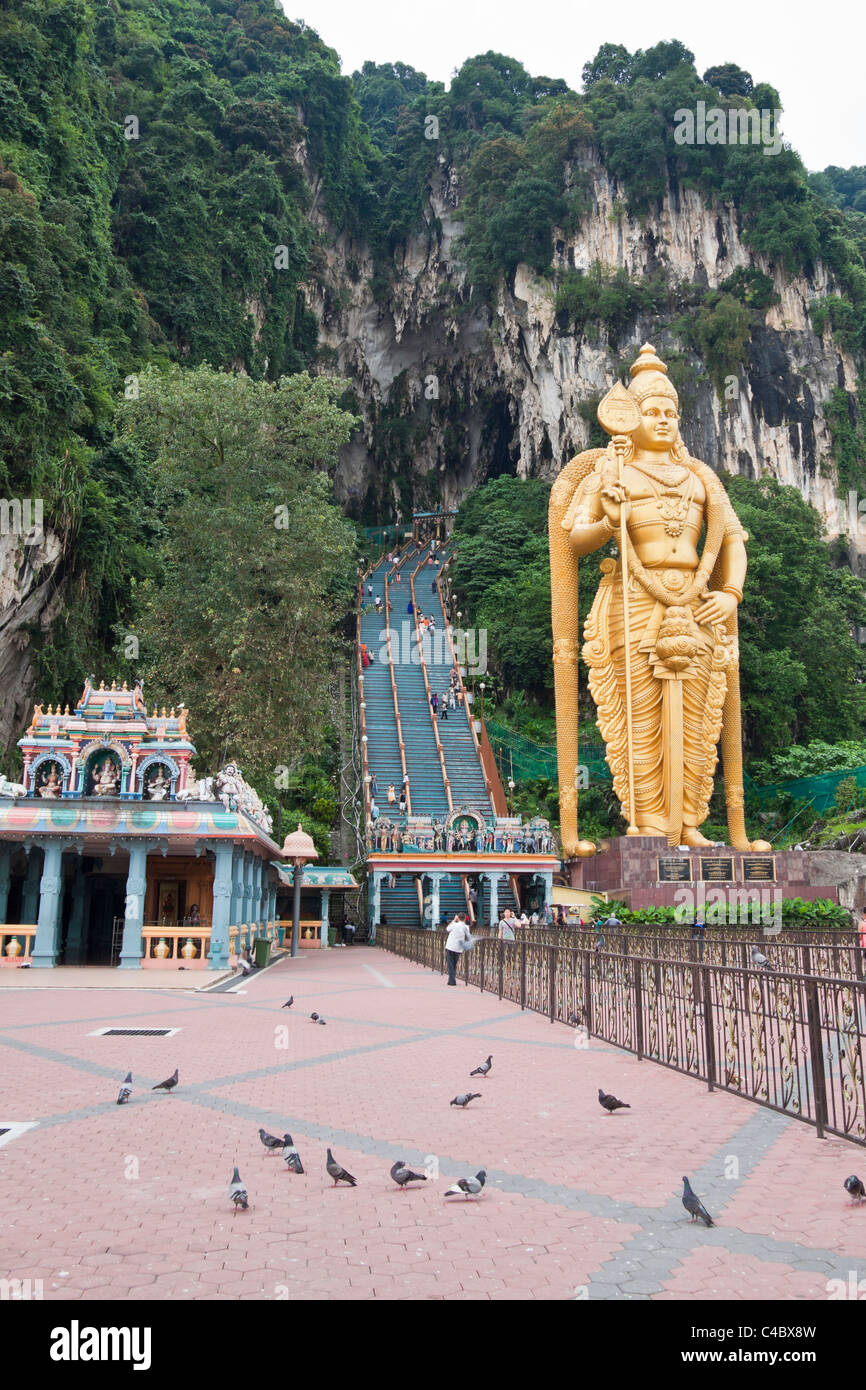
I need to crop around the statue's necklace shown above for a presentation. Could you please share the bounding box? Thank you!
[632,461,696,538]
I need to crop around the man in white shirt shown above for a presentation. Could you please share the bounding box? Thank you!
[445,913,472,986]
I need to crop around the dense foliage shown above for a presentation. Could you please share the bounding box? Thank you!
[114,365,357,784]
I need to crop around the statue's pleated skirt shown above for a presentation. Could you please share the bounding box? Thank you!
[583,574,728,841]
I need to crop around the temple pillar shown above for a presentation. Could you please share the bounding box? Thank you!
[229,847,243,935]
[541,872,553,916]
[321,888,330,950]
[369,872,381,928]
[119,843,149,968]
[252,858,263,933]
[0,845,11,924]
[65,861,86,965]
[209,842,233,970]
[242,852,252,949]
[31,843,65,968]
[21,847,42,924]
[430,873,441,931]
[486,871,501,927]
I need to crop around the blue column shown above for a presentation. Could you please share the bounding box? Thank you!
[0,845,11,924]
[487,872,500,927]
[209,843,233,970]
[21,847,42,924]
[31,843,64,968]
[65,861,86,965]
[321,888,330,950]
[229,847,242,951]
[119,843,148,969]
[242,852,252,947]
[430,873,441,931]
[369,872,381,929]
[253,858,263,932]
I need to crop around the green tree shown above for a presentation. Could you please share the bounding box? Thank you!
[115,365,359,788]
[726,475,866,759]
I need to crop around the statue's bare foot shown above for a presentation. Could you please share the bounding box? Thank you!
[680,827,713,848]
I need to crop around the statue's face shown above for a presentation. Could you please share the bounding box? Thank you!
[633,394,680,451]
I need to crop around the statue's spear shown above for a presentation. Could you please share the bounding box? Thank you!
[597,381,642,837]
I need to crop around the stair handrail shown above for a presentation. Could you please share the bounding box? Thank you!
[434,557,495,813]
[409,552,453,813]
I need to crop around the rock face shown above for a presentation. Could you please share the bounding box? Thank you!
[307,152,860,552]
[0,528,65,752]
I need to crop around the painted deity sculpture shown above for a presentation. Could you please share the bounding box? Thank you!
[92,757,120,796]
[37,764,62,798]
[549,343,770,855]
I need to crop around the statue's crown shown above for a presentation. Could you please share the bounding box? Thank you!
[628,343,678,404]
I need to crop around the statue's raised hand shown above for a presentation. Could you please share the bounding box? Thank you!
[600,482,630,528]
[695,590,738,626]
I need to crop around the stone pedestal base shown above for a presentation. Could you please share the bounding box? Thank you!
[566,835,866,913]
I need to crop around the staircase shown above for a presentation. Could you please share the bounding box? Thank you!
[379,872,420,930]
[426,573,492,813]
[360,556,403,811]
[361,542,498,930]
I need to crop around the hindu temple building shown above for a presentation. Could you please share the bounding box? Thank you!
[0,680,287,969]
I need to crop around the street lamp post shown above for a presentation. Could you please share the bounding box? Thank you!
[508,778,515,815]
[282,823,318,958]
[479,681,485,723]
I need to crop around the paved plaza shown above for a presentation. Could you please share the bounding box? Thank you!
[2,946,865,1301]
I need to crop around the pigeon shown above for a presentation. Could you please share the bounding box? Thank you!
[470,1055,493,1078]
[317,1018,327,1026]
[390,1159,427,1190]
[450,1093,481,1108]
[682,1176,714,1227]
[326,1148,357,1186]
[152,1068,178,1094]
[567,1011,582,1026]
[258,1127,283,1154]
[444,1170,487,1199]
[282,1134,304,1175]
[229,1166,249,1212]
[116,1072,133,1105]
[598,1087,630,1113]
[751,946,772,970]
[282,996,294,1009]
[844,1175,865,1205]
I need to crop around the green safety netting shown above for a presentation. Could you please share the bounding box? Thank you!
[486,718,610,784]
[745,765,866,814]
[486,721,866,815]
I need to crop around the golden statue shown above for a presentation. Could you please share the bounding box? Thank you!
[549,343,770,855]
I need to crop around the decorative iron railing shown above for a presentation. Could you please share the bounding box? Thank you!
[376,926,866,1146]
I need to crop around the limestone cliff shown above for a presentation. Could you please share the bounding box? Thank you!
[307,152,861,558]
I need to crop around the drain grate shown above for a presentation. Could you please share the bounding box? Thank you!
[90,1026,180,1037]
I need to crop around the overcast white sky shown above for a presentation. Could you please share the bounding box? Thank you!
[279,0,862,170]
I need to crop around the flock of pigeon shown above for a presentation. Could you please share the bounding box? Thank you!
[114,987,866,1227]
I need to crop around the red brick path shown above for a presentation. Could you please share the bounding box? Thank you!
[1,946,865,1300]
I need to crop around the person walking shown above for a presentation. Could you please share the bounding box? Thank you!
[431,691,438,713]
[398,789,407,815]
[370,772,378,799]
[498,910,517,941]
[445,912,472,986]
[387,783,396,805]
[439,698,448,720]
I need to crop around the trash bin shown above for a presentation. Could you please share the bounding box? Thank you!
[254,936,271,969]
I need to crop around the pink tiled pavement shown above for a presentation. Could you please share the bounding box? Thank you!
[1,945,865,1300]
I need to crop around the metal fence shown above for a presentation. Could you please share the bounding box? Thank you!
[376,926,866,1146]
